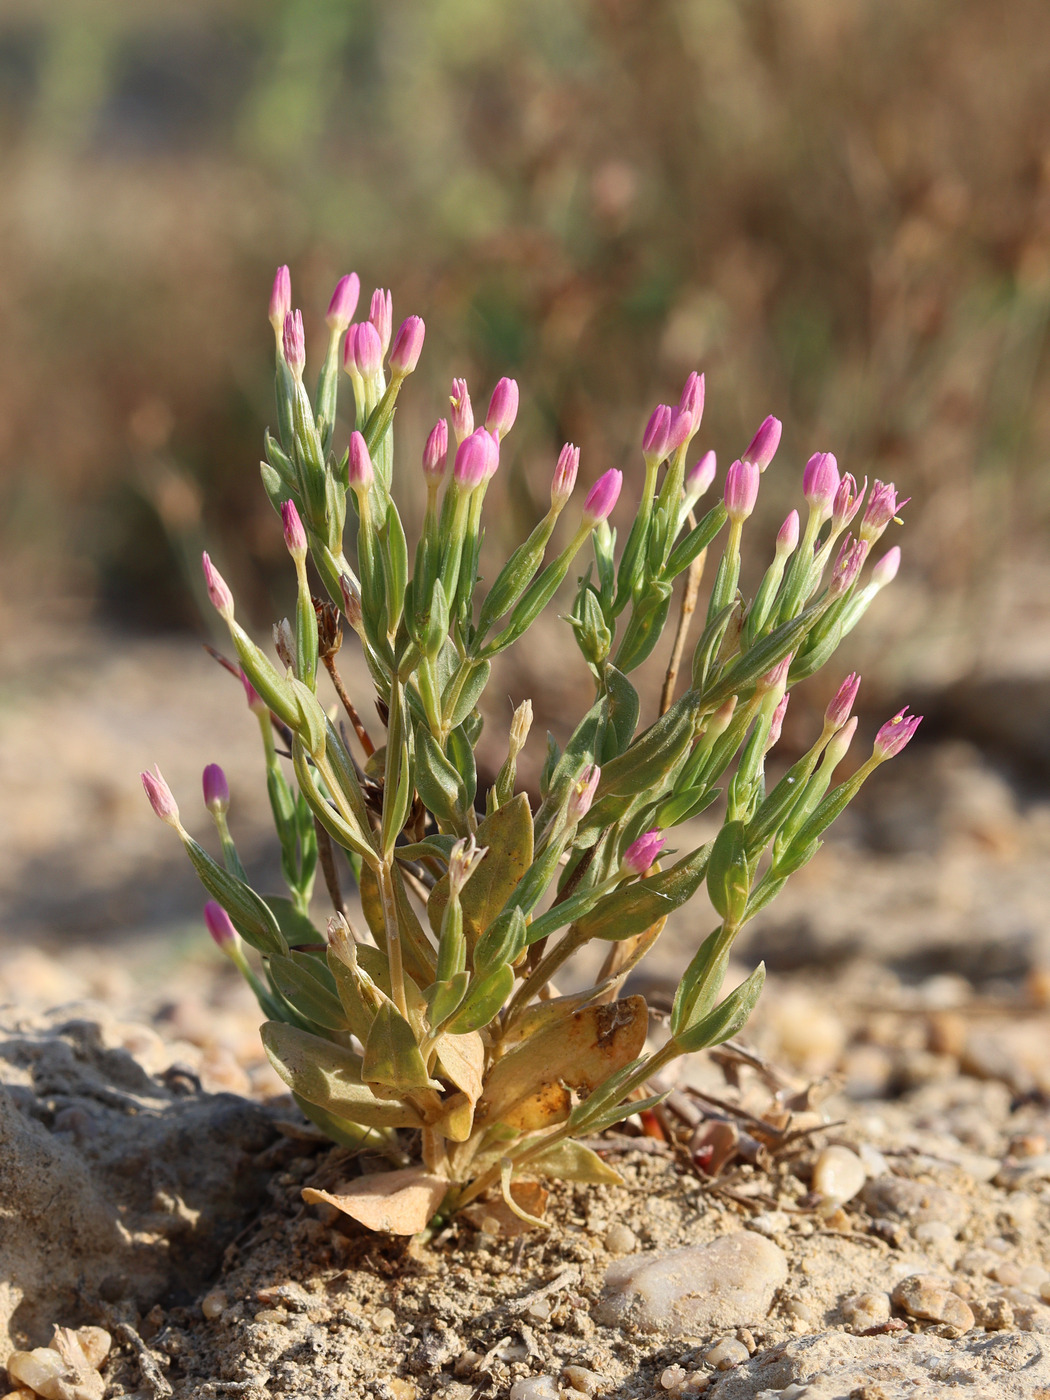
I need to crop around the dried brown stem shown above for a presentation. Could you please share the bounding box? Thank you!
[314,818,348,921]
[323,653,376,757]
[660,520,707,716]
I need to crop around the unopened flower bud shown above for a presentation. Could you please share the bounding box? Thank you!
[642,404,673,463]
[684,450,717,510]
[803,451,839,519]
[566,763,600,823]
[832,472,865,532]
[369,288,392,355]
[871,545,900,588]
[623,829,665,876]
[705,696,738,742]
[824,714,858,769]
[666,407,693,456]
[141,766,180,827]
[283,310,305,379]
[389,315,425,377]
[345,321,383,380]
[509,698,533,756]
[273,618,296,670]
[202,763,229,814]
[873,707,922,761]
[269,265,291,332]
[423,419,449,483]
[582,468,622,525]
[202,552,234,620]
[861,480,909,543]
[240,670,266,714]
[485,377,519,441]
[450,378,474,442]
[281,499,307,561]
[776,509,800,555]
[765,692,790,752]
[339,575,363,631]
[551,443,580,505]
[326,273,360,333]
[743,415,783,472]
[448,834,487,897]
[724,458,759,523]
[759,653,792,695]
[348,431,374,492]
[454,428,499,488]
[824,673,860,731]
[678,371,705,433]
[204,900,237,949]
[829,535,866,596]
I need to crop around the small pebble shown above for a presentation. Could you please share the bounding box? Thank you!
[785,1298,819,1326]
[604,1222,637,1254]
[252,1309,287,1325]
[73,1329,111,1370]
[660,1366,687,1391]
[749,1212,790,1238]
[201,1290,228,1321]
[891,1274,974,1334]
[991,1260,1022,1286]
[508,1378,559,1400]
[812,1145,865,1211]
[454,1351,481,1376]
[913,1220,954,1247]
[372,1307,397,1332]
[702,1337,749,1369]
[562,1366,609,1395]
[842,1291,891,1331]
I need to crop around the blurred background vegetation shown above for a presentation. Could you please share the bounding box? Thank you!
[3,0,1050,700]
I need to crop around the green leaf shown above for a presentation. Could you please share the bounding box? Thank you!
[473,906,527,977]
[602,666,640,762]
[427,971,470,1027]
[181,834,287,957]
[445,963,515,1034]
[415,726,469,830]
[657,785,720,828]
[362,1001,435,1093]
[443,660,491,731]
[326,946,379,1045]
[447,723,477,811]
[670,926,731,1037]
[266,896,322,948]
[428,794,534,952]
[526,1138,625,1186]
[672,962,766,1055]
[261,1021,422,1127]
[706,820,750,924]
[269,953,349,1032]
[664,501,727,580]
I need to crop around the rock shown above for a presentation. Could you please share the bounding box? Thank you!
[201,1290,228,1321]
[841,1291,891,1331]
[812,1145,866,1211]
[561,1366,609,1395]
[603,1223,637,1254]
[0,1010,278,1348]
[508,1379,559,1400]
[862,1175,970,1233]
[596,1231,787,1335]
[891,1273,975,1333]
[702,1337,749,1369]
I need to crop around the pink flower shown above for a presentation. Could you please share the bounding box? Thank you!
[776,509,800,555]
[423,419,449,483]
[389,316,425,377]
[269,266,291,331]
[551,443,580,505]
[683,450,717,509]
[582,468,622,525]
[450,378,474,442]
[873,707,922,761]
[369,288,392,355]
[454,428,499,488]
[623,829,665,876]
[642,404,673,462]
[202,763,229,814]
[760,653,793,693]
[831,473,866,532]
[665,407,693,456]
[485,378,519,441]
[803,451,839,517]
[829,536,866,596]
[344,321,383,379]
[861,480,909,543]
[825,673,860,730]
[282,310,305,378]
[678,371,705,434]
[204,901,237,949]
[567,763,600,823]
[743,415,782,472]
[202,552,234,620]
[348,431,374,491]
[766,692,790,751]
[871,545,901,588]
[724,458,759,523]
[325,273,360,333]
[281,499,307,559]
[825,714,858,768]
[142,766,179,826]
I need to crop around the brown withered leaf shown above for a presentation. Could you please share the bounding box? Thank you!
[460,1180,549,1237]
[303,1166,448,1235]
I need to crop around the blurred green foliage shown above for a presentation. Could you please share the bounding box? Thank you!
[1,0,1048,676]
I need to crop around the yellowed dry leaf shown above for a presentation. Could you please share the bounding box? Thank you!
[302,1166,448,1235]
[460,1179,549,1236]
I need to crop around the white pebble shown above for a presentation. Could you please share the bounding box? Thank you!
[812,1145,866,1211]
[702,1337,749,1369]
[858,1141,890,1177]
[660,1366,687,1391]
[201,1290,228,1320]
[372,1307,397,1332]
[604,1222,638,1254]
[509,1379,559,1400]
[749,1211,790,1238]
[562,1366,609,1395]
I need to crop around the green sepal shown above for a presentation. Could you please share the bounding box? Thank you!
[568,584,612,669]
[426,970,470,1028]
[671,962,766,1054]
[473,906,528,977]
[362,1000,435,1093]
[181,833,287,957]
[264,429,298,491]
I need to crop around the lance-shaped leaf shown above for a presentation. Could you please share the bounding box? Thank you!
[181,834,286,957]
[427,970,470,1028]
[445,963,515,1035]
[475,996,648,1130]
[443,660,491,732]
[292,738,375,863]
[613,583,672,674]
[269,952,349,1032]
[670,925,732,1038]
[415,726,470,831]
[261,1021,422,1128]
[303,1166,448,1236]
[292,1093,389,1149]
[266,896,322,948]
[473,906,528,978]
[427,794,534,952]
[663,501,727,579]
[585,691,701,805]
[699,599,828,711]
[601,666,640,763]
[362,1001,436,1094]
[705,820,750,925]
[671,962,766,1055]
[526,1138,625,1186]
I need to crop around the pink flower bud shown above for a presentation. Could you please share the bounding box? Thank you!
[873,707,922,761]
[202,763,229,814]
[803,451,839,516]
[642,404,673,462]
[678,371,705,433]
[551,443,580,505]
[623,829,665,876]
[239,670,267,715]
[369,288,392,355]
[582,468,622,525]
[566,763,600,823]
[743,415,782,473]
[666,407,693,456]
[829,536,866,597]
[485,377,519,441]
[453,428,499,488]
[766,692,790,751]
[141,766,180,827]
[825,714,858,769]
[202,552,234,620]
[389,315,425,377]
[348,431,374,491]
[325,273,360,333]
[282,310,305,379]
[345,321,383,379]
[204,900,237,949]
[269,265,291,332]
[825,672,860,730]
[831,473,866,532]
[861,480,909,543]
[724,458,759,523]
[871,545,901,588]
[706,696,738,741]
[684,450,717,508]
[281,499,307,560]
[423,419,449,483]
[450,378,474,442]
[760,653,793,694]
[776,509,800,555]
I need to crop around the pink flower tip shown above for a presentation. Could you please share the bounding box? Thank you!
[551,443,580,505]
[825,673,861,730]
[369,288,393,354]
[825,714,858,767]
[282,310,305,378]
[582,468,622,525]
[269,265,291,331]
[389,315,425,377]
[871,545,901,588]
[623,829,665,877]
[861,480,909,543]
[684,450,717,509]
[724,458,759,523]
[202,551,234,619]
[832,473,866,532]
[453,428,499,489]
[777,509,800,555]
[281,499,307,559]
[803,451,840,515]
[325,273,360,333]
[348,431,374,491]
[873,707,922,761]
[344,320,383,380]
[239,670,266,715]
[678,371,705,432]
[141,766,179,826]
[204,900,237,949]
[202,763,229,814]
[766,692,790,751]
[485,377,519,441]
[642,404,673,463]
[760,653,793,693]
[567,763,601,822]
[423,419,449,482]
[744,415,782,472]
[450,378,474,442]
[829,536,866,597]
